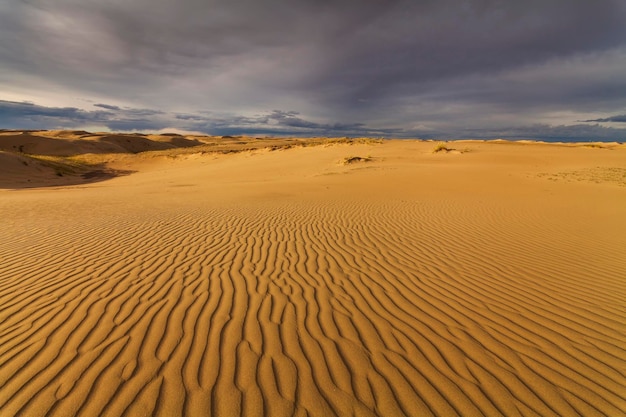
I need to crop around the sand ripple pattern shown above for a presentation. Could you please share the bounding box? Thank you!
[1,200,625,416]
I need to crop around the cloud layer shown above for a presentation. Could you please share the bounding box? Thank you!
[4,99,626,141]
[1,0,626,140]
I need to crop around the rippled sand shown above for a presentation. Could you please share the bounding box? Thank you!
[1,132,625,416]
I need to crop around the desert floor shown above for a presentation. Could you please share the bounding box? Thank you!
[1,131,625,416]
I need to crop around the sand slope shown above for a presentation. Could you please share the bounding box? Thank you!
[1,136,625,416]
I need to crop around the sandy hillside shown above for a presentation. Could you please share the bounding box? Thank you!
[1,132,625,416]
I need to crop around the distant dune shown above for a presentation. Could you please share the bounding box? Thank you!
[0,130,328,188]
[1,131,625,416]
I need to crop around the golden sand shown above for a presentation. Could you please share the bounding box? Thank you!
[1,131,625,416]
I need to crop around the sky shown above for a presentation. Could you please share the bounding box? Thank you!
[1,0,626,140]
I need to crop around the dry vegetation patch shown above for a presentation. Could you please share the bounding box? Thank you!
[433,142,453,153]
[538,167,626,186]
[341,156,373,165]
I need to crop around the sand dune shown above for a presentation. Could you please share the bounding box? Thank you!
[0,131,327,188]
[0,130,205,157]
[1,134,625,416]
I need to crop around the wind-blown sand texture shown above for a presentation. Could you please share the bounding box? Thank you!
[1,131,625,416]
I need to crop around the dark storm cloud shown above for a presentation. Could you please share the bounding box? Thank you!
[170,110,401,137]
[0,100,114,127]
[265,111,370,132]
[3,99,626,142]
[0,100,170,131]
[0,100,400,136]
[1,0,626,139]
[335,1,626,101]
[94,103,121,111]
[440,124,626,142]
[583,115,626,123]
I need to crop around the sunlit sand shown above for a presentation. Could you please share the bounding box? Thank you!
[1,131,625,416]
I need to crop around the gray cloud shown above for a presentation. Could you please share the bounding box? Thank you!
[2,100,625,142]
[0,99,395,137]
[442,123,626,142]
[1,0,626,139]
[583,115,626,123]
[94,103,121,111]
[0,100,114,127]
[0,100,164,130]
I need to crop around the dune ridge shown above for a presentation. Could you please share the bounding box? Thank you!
[1,136,625,416]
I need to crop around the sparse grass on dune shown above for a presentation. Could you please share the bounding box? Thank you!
[433,142,452,153]
[21,154,95,177]
[341,155,373,165]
